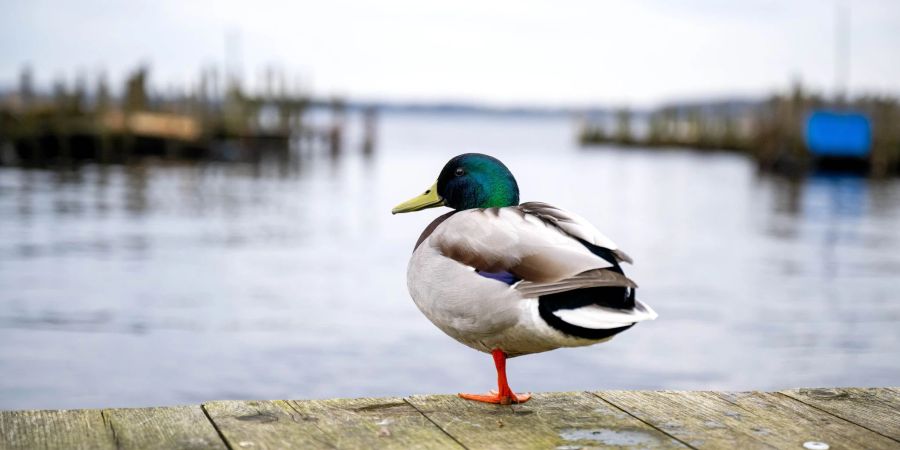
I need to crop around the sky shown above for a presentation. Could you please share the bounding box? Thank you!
[1,0,899,107]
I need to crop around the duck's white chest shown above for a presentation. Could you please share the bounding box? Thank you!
[406,243,518,338]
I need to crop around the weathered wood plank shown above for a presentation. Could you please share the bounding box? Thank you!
[200,400,312,449]
[4,389,898,449]
[596,390,773,449]
[286,397,463,449]
[781,387,900,442]
[598,390,900,450]
[102,405,227,450]
[406,391,688,449]
[203,397,461,449]
[0,409,115,450]
[717,391,900,449]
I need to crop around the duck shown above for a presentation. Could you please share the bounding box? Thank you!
[392,153,657,405]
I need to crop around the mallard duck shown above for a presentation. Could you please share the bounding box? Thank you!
[392,153,656,405]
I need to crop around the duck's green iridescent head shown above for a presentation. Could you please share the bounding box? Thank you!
[392,153,519,213]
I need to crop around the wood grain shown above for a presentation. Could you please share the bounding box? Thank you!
[598,390,900,450]
[201,400,318,449]
[3,389,898,449]
[407,391,688,450]
[0,408,115,450]
[780,387,900,442]
[716,391,899,449]
[203,397,461,449]
[597,390,774,449]
[102,405,227,450]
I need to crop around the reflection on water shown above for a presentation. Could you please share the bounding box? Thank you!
[1,114,899,410]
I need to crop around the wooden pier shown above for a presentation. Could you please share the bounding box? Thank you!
[0,66,379,166]
[1,388,897,449]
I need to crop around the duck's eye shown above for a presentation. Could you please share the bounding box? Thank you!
[454,168,465,176]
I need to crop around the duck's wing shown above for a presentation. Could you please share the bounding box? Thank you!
[430,206,635,293]
[518,201,633,264]
[514,268,634,297]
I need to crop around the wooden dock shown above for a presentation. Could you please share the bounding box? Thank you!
[1,388,898,449]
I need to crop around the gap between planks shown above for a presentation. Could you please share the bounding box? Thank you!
[587,391,699,449]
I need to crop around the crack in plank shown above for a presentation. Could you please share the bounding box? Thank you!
[402,397,470,450]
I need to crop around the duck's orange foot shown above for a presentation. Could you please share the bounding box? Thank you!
[458,390,532,405]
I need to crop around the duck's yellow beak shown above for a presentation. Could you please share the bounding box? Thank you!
[392,181,444,214]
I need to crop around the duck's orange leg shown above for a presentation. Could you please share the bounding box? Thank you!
[459,349,532,405]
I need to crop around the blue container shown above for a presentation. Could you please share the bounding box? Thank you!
[805,110,871,158]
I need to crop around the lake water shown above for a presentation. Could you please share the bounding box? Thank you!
[1,113,898,410]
